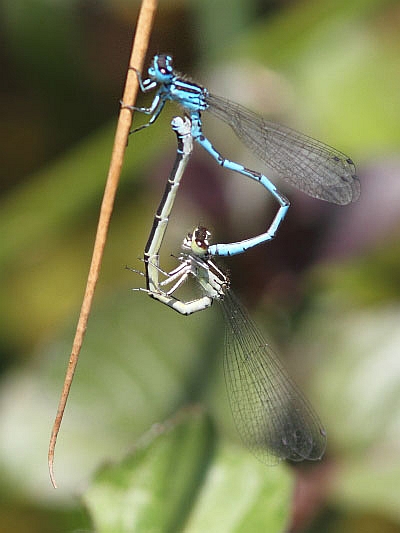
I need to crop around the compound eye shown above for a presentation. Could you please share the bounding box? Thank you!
[157,54,173,74]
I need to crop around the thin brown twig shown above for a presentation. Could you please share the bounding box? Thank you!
[48,0,158,489]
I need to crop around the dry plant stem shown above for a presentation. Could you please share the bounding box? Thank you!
[48,0,158,489]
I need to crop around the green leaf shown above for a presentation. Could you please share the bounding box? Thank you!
[84,409,293,533]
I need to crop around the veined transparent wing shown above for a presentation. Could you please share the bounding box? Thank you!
[221,289,327,463]
[207,93,360,206]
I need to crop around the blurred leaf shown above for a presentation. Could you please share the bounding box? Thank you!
[0,500,91,533]
[0,112,172,272]
[333,457,400,524]
[3,0,82,85]
[0,288,222,502]
[238,0,384,68]
[312,241,400,307]
[227,0,400,156]
[293,279,400,523]
[84,408,294,533]
[0,112,174,352]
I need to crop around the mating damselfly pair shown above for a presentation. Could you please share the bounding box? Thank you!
[128,55,359,463]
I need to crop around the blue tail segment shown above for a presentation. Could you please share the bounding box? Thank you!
[190,116,290,256]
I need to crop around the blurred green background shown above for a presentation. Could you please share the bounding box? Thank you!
[1,0,400,531]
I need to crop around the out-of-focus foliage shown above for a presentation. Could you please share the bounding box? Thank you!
[0,0,400,531]
[84,409,293,533]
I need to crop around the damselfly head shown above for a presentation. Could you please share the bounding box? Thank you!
[182,226,211,257]
[149,54,174,82]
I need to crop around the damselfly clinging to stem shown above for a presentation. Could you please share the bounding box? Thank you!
[132,116,327,463]
[124,54,360,257]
